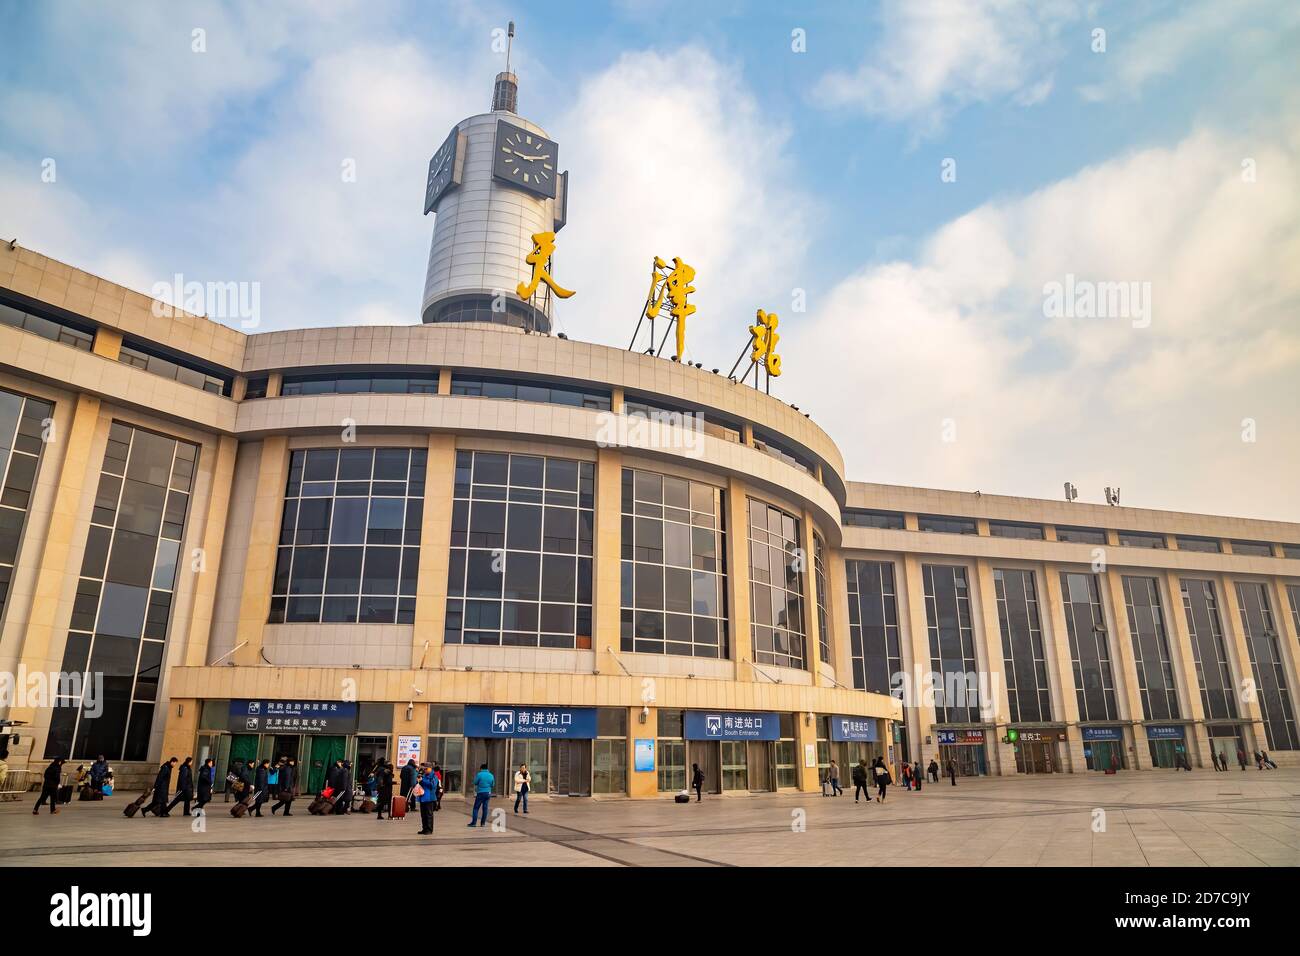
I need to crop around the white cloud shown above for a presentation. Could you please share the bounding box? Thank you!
[785,120,1300,519]
[553,47,813,361]
[813,0,1081,134]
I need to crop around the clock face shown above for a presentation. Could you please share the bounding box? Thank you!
[492,120,559,199]
[424,126,461,214]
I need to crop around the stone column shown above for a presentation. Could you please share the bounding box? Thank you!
[1219,575,1268,754]
[592,447,623,674]
[181,435,238,667]
[628,706,658,798]
[1042,565,1086,772]
[413,434,456,664]
[232,436,289,665]
[972,559,1016,775]
[1103,570,1149,769]
[1162,570,1210,767]
[900,554,937,768]
[725,477,753,681]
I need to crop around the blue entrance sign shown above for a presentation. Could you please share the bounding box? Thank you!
[464,705,597,739]
[1082,727,1123,742]
[228,699,358,734]
[829,715,878,742]
[1146,724,1185,740]
[684,710,780,741]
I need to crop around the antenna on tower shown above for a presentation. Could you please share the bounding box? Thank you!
[492,21,520,113]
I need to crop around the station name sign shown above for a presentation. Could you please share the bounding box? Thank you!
[829,716,878,742]
[464,705,597,739]
[228,699,359,735]
[684,710,780,741]
[936,729,985,745]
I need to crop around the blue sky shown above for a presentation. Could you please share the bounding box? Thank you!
[2,1,1298,518]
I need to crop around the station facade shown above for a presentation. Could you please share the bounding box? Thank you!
[2,69,1298,797]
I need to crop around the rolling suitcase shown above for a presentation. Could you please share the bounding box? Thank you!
[389,794,407,819]
[123,789,152,818]
[307,795,334,815]
[231,791,260,818]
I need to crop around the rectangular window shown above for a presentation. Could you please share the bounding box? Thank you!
[843,509,905,530]
[118,341,230,395]
[918,515,978,535]
[1055,526,1107,545]
[280,371,440,395]
[46,422,199,761]
[1180,579,1237,721]
[989,521,1044,540]
[994,568,1051,723]
[748,498,806,670]
[1175,535,1220,554]
[813,533,830,667]
[845,560,900,695]
[620,468,727,659]
[450,374,610,411]
[0,298,94,351]
[1229,540,1272,557]
[1235,581,1299,750]
[243,377,269,400]
[623,395,742,444]
[1119,531,1165,549]
[269,447,425,625]
[923,564,980,722]
[0,387,54,622]
[1122,576,1180,721]
[447,451,593,649]
[1061,572,1118,721]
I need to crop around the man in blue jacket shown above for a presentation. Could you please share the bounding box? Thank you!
[416,765,438,834]
[467,763,494,828]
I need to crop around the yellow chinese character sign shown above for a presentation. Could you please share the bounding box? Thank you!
[645,256,697,359]
[749,309,782,377]
[517,231,575,301]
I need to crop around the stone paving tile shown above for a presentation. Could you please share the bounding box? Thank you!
[1,768,1297,867]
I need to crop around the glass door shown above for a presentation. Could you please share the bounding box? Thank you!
[721,741,748,791]
[657,739,685,791]
[511,739,548,794]
[746,741,772,792]
[548,739,591,796]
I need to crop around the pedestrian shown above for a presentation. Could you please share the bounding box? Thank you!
[253,759,271,816]
[165,756,195,816]
[514,763,531,814]
[851,759,869,803]
[400,758,418,803]
[239,759,256,803]
[326,758,348,813]
[374,759,393,820]
[828,759,842,796]
[143,757,178,817]
[912,760,923,792]
[32,756,65,815]
[901,761,913,791]
[927,758,940,783]
[1211,750,1222,771]
[874,757,892,803]
[1259,750,1277,770]
[691,762,705,802]
[1236,746,1248,770]
[271,757,297,816]
[947,758,958,787]
[196,758,216,811]
[339,759,355,813]
[89,754,109,795]
[1253,750,1265,770]
[416,764,437,834]
[432,762,444,809]
[467,762,494,828]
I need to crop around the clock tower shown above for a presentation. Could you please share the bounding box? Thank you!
[420,42,569,333]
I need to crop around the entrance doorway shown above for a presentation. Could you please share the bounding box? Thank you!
[1207,727,1240,768]
[1084,740,1124,771]
[228,733,259,790]
[938,744,987,776]
[511,739,549,794]
[1148,739,1183,768]
[721,741,748,791]
[465,738,509,796]
[688,740,721,794]
[306,735,346,794]
[1015,741,1059,774]
[549,740,591,796]
[354,735,388,785]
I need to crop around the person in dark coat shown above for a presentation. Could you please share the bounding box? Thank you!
[947,758,958,786]
[338,759,355,814]
[238,759,256,804]
[253,759,271,816]
[271,757,297,815]
[326,758,348,812]
[927,759,940,783]
[89,755,109,794]
[374,759,394,820]
[691,763,705,802]
[873,757,892,803]
[196,758,216,810]
[400,759,418,801]
[165,756,195,815]
[141,758,178,817]
[850,759,869,803]
[32,757,65,815]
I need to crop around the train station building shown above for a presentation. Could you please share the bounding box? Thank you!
[1,67,1298,798]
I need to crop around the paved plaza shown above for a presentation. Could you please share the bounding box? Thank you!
[2,769,1297,867]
